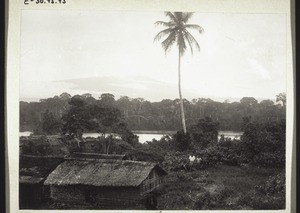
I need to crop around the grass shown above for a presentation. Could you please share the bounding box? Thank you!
[157,164,284,210]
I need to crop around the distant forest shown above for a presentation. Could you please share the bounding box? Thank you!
[20,92,286,133]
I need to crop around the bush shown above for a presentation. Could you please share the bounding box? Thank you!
[240,120,285,167]
[207,186,235,209]
[127,148,165,162]
[173,131,192,151]
[255,172,285,195]
[239,191,285,210]
[127,136,174,163]
[194,191,211,209]
[108,139,134,154]
[189,117,219,149]
[238,172,285,209]
[252,151,285,167]
[195,144,241,167]
[162,152,190,171]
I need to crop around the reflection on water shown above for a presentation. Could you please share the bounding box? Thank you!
[218,131,243,140]
[82,133,120,138]
[83,133,168,144]
[136,133,169,143]
[19,131,243,143]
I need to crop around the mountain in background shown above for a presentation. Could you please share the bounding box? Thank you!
[20,76,276,103]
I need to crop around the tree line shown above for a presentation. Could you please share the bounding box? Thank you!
[20,92,286,133]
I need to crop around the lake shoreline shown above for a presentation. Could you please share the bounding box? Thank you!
[132,130,176,135]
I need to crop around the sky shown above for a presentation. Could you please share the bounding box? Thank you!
[20,10,287,102]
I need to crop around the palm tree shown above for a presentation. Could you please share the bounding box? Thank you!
[154,12,203,134]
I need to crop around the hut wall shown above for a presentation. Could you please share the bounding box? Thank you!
[93,187,143,209]
[140,169,164,194]
[50,185,86,204]
[49,185,144,209]
[19,183,43,209]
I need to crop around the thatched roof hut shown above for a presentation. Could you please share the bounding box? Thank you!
[44,158,166,187]
[44,158,167,209]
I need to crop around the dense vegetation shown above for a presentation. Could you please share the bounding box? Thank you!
[130,118,286,210]
[20,115,286,210]
[20,92,286,133]
[20,92,286,210]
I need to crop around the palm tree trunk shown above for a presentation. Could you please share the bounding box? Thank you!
[178,50,187,134]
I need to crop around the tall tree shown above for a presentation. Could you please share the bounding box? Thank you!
[61,96,93,140]
[42,109,61,134]
[276,92,286,106]
[154,12,203,134]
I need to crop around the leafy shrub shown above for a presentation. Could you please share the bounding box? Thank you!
[162,148,219,171]
[162,152,190,171]
[127,136,174,163]
[127,147,165,163]
[240,120,285,167]
[189,117,219,149]
[252,151,285,167]
[108,139,134,154]
[194,191,211,209]
[195,144,241,167]
[207,186,235,209]
[238,172,285,209]
[239,190,285,210]
[255,172,285,195]
[173,131,192,151]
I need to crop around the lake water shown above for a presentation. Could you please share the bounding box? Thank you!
[19,131,243,143]
[19,131,33,137]
[83,132,170,143]
[218,131,243,140]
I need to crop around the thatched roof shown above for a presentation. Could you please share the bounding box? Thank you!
[44,159,167,187]
[70,152,127,160]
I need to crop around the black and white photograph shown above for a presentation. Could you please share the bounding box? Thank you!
[10,1,293,211]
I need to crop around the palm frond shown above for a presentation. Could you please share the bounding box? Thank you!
[174,12,183,22]
[154,28,174,42]
[161,31,177,53]
[182,12,194,23]
[184,30,200,52]
[182,30,194,54]
[185,24,204,34]
[154,21,176,27]
[164,12,179,24]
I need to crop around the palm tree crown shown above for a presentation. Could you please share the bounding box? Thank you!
[154,12,203,55]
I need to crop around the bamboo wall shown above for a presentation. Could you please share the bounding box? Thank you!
[49,185,144,209]
[140,169,164,194]
[50,185,86,204]
[93,187,143,209]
